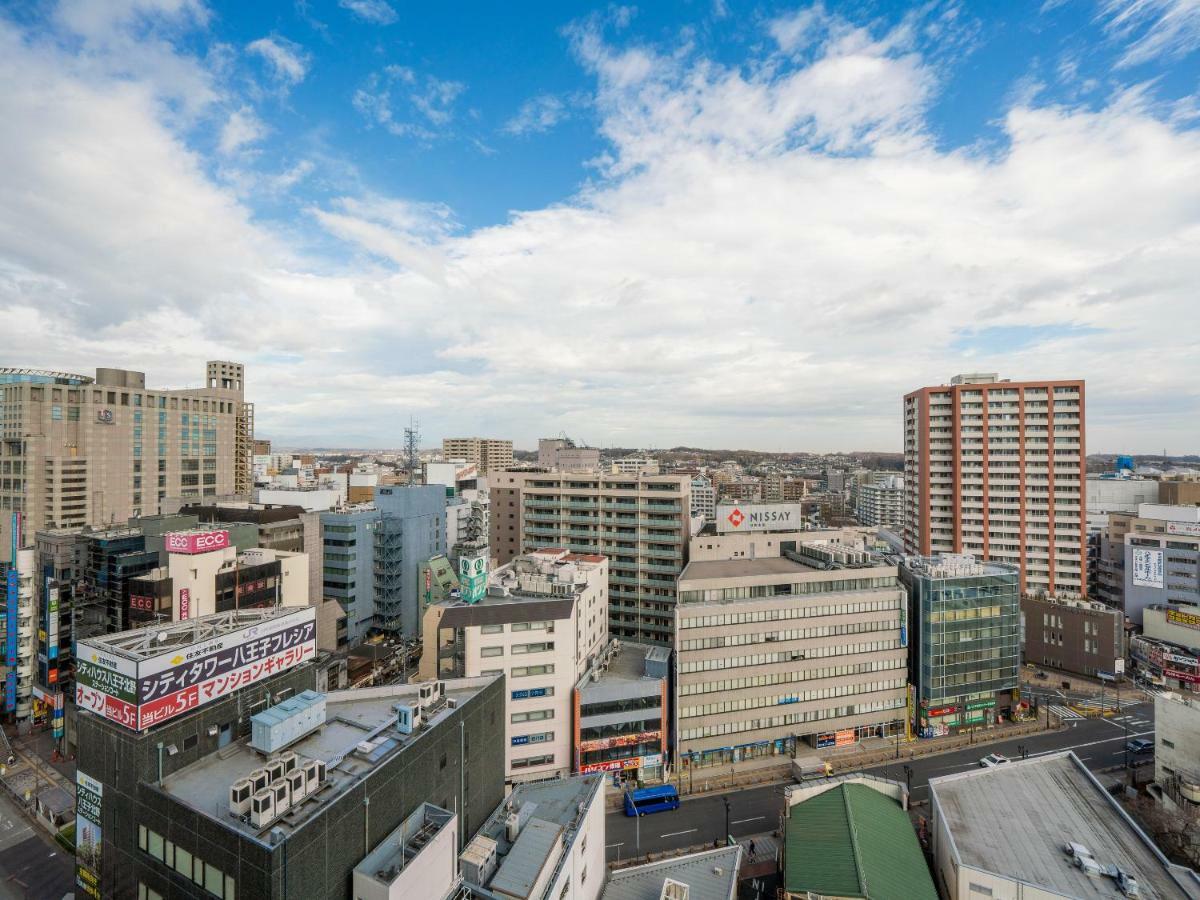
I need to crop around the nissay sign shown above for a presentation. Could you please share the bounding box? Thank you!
[716,503,803,533]
[165,530,230,555]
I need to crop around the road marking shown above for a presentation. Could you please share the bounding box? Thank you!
[732,816,764,825]
[606,843,624,848]
[660,829,697,838]
[1027,730,1154,758]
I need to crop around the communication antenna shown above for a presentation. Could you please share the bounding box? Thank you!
[404,419,421,483]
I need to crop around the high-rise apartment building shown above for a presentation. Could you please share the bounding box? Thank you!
[441,437,513,474]
[855,474,904,528]
[903,373,1086,597]
[519,471,690,645]
[0,362,252,553]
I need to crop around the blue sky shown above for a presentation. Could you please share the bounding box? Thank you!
[0,0,1198,450]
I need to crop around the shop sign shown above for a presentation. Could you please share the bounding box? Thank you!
[1167,609,1200,630]
[75,770,103,898]
[927,705,958,718]
[816,733,836,749]
[966,699,996,711]
[835,728,856,747]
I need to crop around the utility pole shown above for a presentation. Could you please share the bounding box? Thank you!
[724,796,732,847]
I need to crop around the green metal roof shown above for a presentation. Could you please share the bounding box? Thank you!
[784,783,937,900]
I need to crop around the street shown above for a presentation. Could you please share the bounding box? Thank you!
[0,789,74,900]
[605,700,1157,863]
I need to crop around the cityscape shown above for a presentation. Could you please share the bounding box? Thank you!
[2,2,1200,900]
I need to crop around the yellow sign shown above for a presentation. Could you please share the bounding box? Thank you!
[1167,609,1200,630]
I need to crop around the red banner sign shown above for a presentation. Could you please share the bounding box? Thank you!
[165,530,230,555]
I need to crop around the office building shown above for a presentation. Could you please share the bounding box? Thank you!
[1119,504,1200,625]
[675,542,908,771]
[782,777,936,900]
[928,752,1200,900]
[487,469,532,568]
[900,555,1020,737]
[518,471,691,645]
[442,438,513,474]
[1021,594,1124,679]
[538,437,600,473]
[690,475,716,522]
[1130,633,1200,691]
[74,607,504,900]
[903,373,1086,597]
[0,362,253,555]
[1144,602,1200,651]
[574,642,668,783]
[420,549,608,783]
[854,474,904,528]
[320,485,445,644]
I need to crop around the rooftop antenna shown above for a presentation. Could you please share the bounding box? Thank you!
[404,418,421,483]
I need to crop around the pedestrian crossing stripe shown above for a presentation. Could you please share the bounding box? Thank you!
[1049,704,1083,720]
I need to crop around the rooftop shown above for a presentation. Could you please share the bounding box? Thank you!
[601,846,742,900]
[80,607,301,662]
[929,751,1200,899]
[353,803,454,889]
[901,554,1019,580]
[158,677,495,845]
[679,556,818,582]
[785,782,936,900]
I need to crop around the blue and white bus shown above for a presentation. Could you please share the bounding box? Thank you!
[624,785,680,817]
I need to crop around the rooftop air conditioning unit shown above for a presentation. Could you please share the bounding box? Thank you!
[506,811,521,842]
[303,760,325,793]
[249,769,270,794]
[271,779,291,817]
[249,789,275,828]
[396,702,422,735]
[266,759,286,784]
[229,779,254,817]
[279,751,299,774]
[287,769,306,803]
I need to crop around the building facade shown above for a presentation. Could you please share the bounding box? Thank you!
[74,617,504,900]
[900,555,1021,737]
[1120,505,1200,626]
[0,362,252,554]
[537,438,600,473]
[574,642,668,783]
[441,438,513,474]
[518,472,691,645]
[854,474,904,528]
[903,373,1086,597]
[675,547,908,770]
[1020,594,1124,679]
[419,549,608,784]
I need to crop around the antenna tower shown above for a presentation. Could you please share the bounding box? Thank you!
[404,419,421,482]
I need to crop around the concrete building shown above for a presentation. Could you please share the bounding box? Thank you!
[520,472,691,645]
[900,556,1021,737]
[74,609,504,899]
[420,549,608,783]
[1021,594,1124,680]
[1145,603,1200,652]
[319,486,446,644]
[256,487,343,512]
[601,845,741,900]
[538,438,600,473]
[854,474,904,528]
[1154,692,1200,816]
[463,775,606,900]
[1161,480,1200,506]
[675,544,908,770]
[1130,633,1200,692]
[903,373,1086,597]
[442,438,513,474]
[610,455,660,476]
[1086,475,1160,527]
[689,523,871,562]
[690,475,716,522]
[574,642,668,783]
[0,362,252,555]
[1120,504,1200,626]
[487,469,533,568]
[928,751,1200,900]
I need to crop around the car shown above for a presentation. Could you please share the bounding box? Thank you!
[1117,868,1141,898]
[1126,738,1154,755]
[979,753,1010,768]
[1035,670,1049,680]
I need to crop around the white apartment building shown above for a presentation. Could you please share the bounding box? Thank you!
[420,549,608,783]
[855,474,904,528]
[610,455,660,476]
[903,373,1086,597]
[690,475,716,522]
[441,438,513,474]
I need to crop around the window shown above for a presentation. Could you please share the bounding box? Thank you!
[511,709,554,723]
[968,885,993,897]
[511,753,554,769]
[481,624,504,634]
[148,830,165,861]
[512,642,554,654]
[480,646,504,658]
[206,862,224,895]
[175,846,193,879]
[440,753,448,770]
[138,885,164,900]
[1163,738,1175,749]
[138,824,148,852]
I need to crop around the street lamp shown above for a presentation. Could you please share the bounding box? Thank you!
[724,796,731,847]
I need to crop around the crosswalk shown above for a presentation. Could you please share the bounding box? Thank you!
[1049,704,1084,720]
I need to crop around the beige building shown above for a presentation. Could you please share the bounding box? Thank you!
[537,437,600,473]
[675,551,908,771]
[903,373,1086,597]
[419,549,608,783]
[497,470,690,645]
[0,362,251,553]
[441,437,513,474]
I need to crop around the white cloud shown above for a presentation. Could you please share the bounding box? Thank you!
[353,66,466,139]
[503,94,568,135]
[338,0,398,25]
[246,35,310,88]
[1099,0,1200,66]
[218,106,267,155]
[1,7,1199,452]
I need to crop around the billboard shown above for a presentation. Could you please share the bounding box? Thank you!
[715,503,803,533]
[1132,547,1164,588]
[165,530,230,555]
[75,770,103,899]
[458,551,488,604]
[1166,521,1200,537]
[178,588,191,621]
[75,607,316,732]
